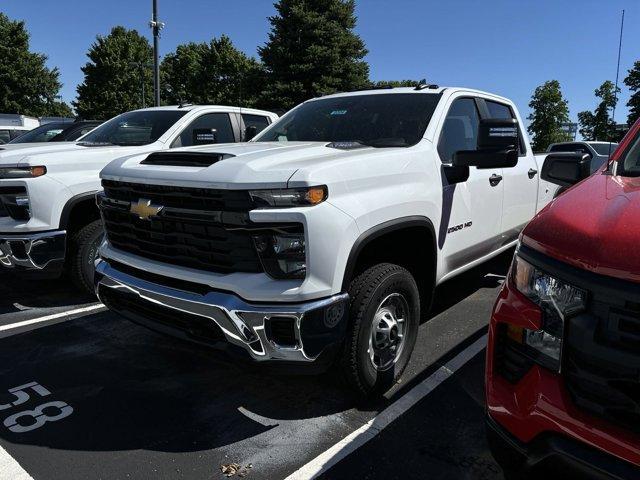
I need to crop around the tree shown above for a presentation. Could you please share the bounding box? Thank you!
[578,80,620,141]
[0,13,69,117]
[624,60,640,127]
[526,80,572,152]
[258,0,369,110]
[161,36,265,107]
[74,26,153,119]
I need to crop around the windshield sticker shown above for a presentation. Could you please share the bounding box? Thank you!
[330,110,347,116]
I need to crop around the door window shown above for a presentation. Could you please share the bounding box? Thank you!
[485,100,525,154]
[242,114,270,135]
[171,113,235,148]
[438,98,480,163]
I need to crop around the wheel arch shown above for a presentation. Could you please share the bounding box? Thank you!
[341,216,438,312]
[59,191,101,233]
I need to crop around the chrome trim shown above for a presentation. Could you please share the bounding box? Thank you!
[95,260,348,362]
[0,230,66,270]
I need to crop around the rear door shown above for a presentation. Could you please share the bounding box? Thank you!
[481,99,537,240]
[436,96,504,271]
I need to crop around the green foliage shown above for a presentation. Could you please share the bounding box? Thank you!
[161,35,265,107]
[577,80,620,141]
[0,13,69,117]
[258,0,369,110]
[74,26,153,119]
[624,60,640,127]
[526,80,572,152]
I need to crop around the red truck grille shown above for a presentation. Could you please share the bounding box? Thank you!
[564,280,640,434]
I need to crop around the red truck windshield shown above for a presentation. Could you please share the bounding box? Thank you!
[618,127,640,176]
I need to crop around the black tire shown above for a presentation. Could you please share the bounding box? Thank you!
[69,220,104,296]
[340,263,420,398]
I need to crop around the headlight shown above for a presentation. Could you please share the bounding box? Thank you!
[249,186,327,208]
[509,254,587,371]
[0,166,46,179]
[253,231,306,279]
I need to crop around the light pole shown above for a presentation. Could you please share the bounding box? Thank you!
[149,0,164,106]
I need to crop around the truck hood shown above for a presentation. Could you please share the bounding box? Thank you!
[0,142,157,168]
[101,141,381,189]
[0,142,76,152]
[522,172,640,283]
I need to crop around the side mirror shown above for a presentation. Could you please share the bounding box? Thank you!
[245,125,258,141]
[192,128,217,145]
[452,118,519,169]
[541,152,591,187]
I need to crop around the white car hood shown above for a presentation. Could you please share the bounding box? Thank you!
[0,142,161,169]
[0,142,76,152]
[101,141,381,189]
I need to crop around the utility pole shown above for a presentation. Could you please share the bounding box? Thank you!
[149,0,164,106]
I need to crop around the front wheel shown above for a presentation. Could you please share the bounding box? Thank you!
[340,263,420,398]
[69,220,104,296]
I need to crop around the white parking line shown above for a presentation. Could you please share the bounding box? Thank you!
[284,334,487,480]
[0,304,105,334]
[0,443,33,480]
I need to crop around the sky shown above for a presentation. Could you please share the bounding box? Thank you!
[3,0,639,126]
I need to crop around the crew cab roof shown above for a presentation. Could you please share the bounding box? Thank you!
[311,86,513,105]
[128,105,277,117]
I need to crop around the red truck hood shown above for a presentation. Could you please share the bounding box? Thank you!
[522,172,640,283]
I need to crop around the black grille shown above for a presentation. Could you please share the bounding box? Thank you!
[520,245,640,434]
[565,300,640,434]
[99,180,300,274]
[102,180,253,212]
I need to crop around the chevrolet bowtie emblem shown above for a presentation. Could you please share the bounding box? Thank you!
[130,198,163,220]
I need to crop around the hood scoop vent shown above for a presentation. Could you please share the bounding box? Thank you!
[140,151,234,167]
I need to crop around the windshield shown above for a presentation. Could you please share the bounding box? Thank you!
[590,142,619,156]
[79,110,187,146]
[255,93,441,147]
[8,123,67,144]
[618,131,640,176]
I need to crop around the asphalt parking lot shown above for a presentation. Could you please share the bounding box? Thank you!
[0,250,512,480]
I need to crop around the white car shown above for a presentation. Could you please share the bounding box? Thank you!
[0,114,39,144]
[0,105,278,293]
[96,86,556,396]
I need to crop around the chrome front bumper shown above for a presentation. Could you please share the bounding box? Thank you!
[0,230,66,270]
[95,259,349,363]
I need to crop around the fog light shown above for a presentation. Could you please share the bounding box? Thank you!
[253,231,306,279]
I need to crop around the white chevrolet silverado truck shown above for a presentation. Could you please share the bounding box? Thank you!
[0,105,277,293]
[95,86,556,396]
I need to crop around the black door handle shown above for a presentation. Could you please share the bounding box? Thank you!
[528,168,538,179]
[489,174,503,187]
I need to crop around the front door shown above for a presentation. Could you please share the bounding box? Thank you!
[436,96,504,273]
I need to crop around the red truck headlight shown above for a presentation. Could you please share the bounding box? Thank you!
[508,254,587,371]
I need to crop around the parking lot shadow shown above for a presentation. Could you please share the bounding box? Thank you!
[0,312,357,455]
[0,273,94,314]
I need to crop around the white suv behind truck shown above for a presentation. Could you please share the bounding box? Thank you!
[0,105,277,293]
[95,86,556,396]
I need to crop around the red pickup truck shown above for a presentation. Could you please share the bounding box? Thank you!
[485,120,640,479]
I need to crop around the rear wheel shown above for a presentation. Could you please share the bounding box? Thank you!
[69,220,104,296]
[341,263,420,398]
